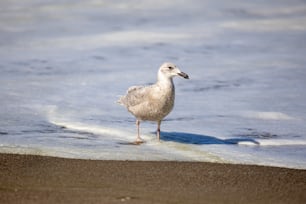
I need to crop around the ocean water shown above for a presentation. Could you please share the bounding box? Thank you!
[1,0,306,169]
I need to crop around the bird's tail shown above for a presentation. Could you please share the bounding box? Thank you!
[116,95,125,105]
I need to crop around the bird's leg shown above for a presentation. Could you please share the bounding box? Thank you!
[135,120,143,144]
[157,121,161,141]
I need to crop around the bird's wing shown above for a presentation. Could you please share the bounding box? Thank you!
[123,85,152,107]
[127,85,143,93]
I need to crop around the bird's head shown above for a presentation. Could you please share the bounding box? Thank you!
[158,62,189,80]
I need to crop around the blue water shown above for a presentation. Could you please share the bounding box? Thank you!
[1,0,306,169]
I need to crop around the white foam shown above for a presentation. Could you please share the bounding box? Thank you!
[20,31,190,51]
[46,106,225,163]
[222,17,306,32]
[239,139,306,146]
[242,111,295,120]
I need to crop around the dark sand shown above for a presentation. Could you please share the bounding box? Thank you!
[0,154,305,204]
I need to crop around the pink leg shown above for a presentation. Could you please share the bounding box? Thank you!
[135,120,143,144]
[157,121,161,141]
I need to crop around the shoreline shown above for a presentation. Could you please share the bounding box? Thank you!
[1,153,306,203]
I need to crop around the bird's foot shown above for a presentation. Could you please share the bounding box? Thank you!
[133,138,145,145]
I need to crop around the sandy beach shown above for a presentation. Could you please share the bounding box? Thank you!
[0,153,305,204]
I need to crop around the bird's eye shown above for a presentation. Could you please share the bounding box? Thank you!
[168,66,173,70]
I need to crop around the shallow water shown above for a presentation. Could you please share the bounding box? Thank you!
[1,0,306,169]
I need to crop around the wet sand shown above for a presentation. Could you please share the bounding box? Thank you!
[0,153,305,204]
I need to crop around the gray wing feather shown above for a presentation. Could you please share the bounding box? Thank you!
[119,85,150,107]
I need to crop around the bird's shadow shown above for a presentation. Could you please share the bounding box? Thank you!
[158,131,259,145]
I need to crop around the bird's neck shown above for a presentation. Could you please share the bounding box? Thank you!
[157,74,174,88]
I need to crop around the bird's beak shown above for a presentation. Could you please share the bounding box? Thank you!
[178,72,189,79]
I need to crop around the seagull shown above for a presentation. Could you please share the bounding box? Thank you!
[118,62,189,144]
